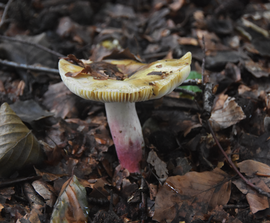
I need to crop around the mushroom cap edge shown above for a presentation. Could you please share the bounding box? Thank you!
[58,52,192,103]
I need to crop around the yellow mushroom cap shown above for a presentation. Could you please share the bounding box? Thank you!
[58,52,192,103]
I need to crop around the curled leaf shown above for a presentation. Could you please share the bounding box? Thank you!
[0,103,44,177]
[50,175,89,223]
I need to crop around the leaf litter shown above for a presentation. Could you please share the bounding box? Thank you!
[1,0,270,222]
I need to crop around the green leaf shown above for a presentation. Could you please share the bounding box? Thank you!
[180,85,202,94]
[178,71,202,99]
[186,71,202,80]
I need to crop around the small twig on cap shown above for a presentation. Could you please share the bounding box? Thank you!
[0,35,65,58]
[207,120,270,198]
[0,59,59,74]
[0,0,13,28]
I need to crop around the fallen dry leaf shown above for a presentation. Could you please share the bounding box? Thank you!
[209,97,246,131]
[50,175,89,223]
[32,180,56,208]
[42,82,81,119]
[233,160,270,213]
[147,150,168,182]
[233,177,270,214]
[245,59,270,78]
[153,168,231,223]
[238,159,270,177]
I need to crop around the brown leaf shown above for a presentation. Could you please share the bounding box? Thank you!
[50,175,89,223]
[238,159,270,177]
[245,59,270,78]
[64,57,126,80]
[209,97,246,131]
[42,82,80,119]
[153,168,231,223]
[32,180,56,207]
[233,160,270,213]
[233,177,270,213]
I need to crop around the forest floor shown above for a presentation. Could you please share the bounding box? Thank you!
[1,0,270,222]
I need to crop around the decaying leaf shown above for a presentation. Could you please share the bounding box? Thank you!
[207,205,242,223]
[10,99,53,124]
[233,160,270,213]
[153,168,231,223]
[65,55,126,80]
[0,103,44,177]
[147,150,168,181]
[50,175,89,223]
[209,97,246,131]
[42,82,81,119]
[32,180,57,207]
[245,59,270,78]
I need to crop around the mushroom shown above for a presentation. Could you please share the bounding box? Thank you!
[58,52,192,173]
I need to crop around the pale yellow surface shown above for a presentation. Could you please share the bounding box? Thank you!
[58,52,192,103]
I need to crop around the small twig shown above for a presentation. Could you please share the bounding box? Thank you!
[200,35,215,119]
[201,35,206,83]
[223,204,249,209]
[202,83,215,119]
[0,59,59,74]
[173,87,196,96]
[207,120,270,198]
[0,35,65,58]
[140,177,147,223]
[0,176,41,188]
[0,0,13,28]
[181,79,203,86]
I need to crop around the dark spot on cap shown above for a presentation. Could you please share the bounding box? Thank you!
[147,71,163,76]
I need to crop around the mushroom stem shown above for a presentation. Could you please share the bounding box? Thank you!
[105,102,144,173]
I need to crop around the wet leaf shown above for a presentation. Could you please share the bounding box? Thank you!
[0,103,44,177]
[50,175,89,223]
[153,168,231,222]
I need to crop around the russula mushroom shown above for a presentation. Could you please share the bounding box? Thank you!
[58,52,192,173]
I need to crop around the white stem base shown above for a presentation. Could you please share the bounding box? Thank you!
[105,102,144,173]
